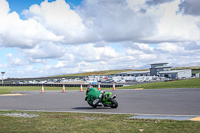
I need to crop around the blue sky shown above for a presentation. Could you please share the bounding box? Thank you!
[0,0,200,78]
[7,0,83,13]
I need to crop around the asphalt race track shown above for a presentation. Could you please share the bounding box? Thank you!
[0,88,200,115]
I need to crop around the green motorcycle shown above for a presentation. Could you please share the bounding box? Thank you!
[85,91,118,108]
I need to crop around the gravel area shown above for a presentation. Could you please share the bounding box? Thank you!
[1,113,39,118]
[85,117,98,120]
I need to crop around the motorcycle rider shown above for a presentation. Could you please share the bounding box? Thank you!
[86,85,104,106]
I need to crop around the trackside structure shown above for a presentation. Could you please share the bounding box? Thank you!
[150,63,171,76]
[116,63,192,80]
[159,69,192,79]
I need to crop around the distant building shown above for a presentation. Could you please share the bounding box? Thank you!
[150,63,172,76]
[196,73,200,78]
[159,69,192,79]
[115,71,150,77]
[115,63,192,79]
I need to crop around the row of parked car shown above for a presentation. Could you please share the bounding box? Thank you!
[100,79,114,83]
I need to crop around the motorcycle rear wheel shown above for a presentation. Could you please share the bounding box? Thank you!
[109,98,118,108]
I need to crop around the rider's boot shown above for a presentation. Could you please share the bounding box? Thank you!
[97,102,104,107]
[93,92,104,106]
[93,98,99,105]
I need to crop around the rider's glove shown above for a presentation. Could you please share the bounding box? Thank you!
[100,91,105,93]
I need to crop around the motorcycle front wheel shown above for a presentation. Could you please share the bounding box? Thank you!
[109,98,118,108]
[88,101,97,108]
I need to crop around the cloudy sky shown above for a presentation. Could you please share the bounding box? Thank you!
[0,0,200,78]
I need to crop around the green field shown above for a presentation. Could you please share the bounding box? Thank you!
[50,66,200,77]
[0,78,200,94]
[1,79,200,132]
[172,66,200,74]
[0,86,113,94]
[0,86,90,94]
[119,78,200,89]
[0,111,199,133]
[51,69,136,77]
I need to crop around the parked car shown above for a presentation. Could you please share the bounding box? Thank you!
[101,79,114,83]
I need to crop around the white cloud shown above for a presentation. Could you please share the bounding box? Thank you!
[1,0,200,46]
[157,43,185,53]
[0,0,63,48]
[124,42,154,54]
[144,0,200,43]
[23,0,95,44]
[6,53,26,67]
[22,42,65,60]
[69,43,119,62]
[0,0,9,15]
[78,0,159,43]
[55,43,120,68]
[76,0,200,43]
[0,64,7,69]
[178,0,200,16]
[3,41,200,77]
[125,47,157,61]
[145,0,175,6]
[1,0,200,77]
[25,65,33,71]
[54,43,158,73]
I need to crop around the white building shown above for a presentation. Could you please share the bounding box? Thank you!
[115,71,150,77]
[159,69,192,79]
[196,73,200,78]
[115,63,192,80]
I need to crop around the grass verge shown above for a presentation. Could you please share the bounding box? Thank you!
[119,78,200,89]
[0,86,112,94]
[0,78,200,94]
[0,111,199,133]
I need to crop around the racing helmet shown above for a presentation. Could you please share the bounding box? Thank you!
[87,85,91,91]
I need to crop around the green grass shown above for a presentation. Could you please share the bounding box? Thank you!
[0,86,62,94]
[0,86,80,94]
[0,78,200,94]
[0,86,112,94]
[49,66,200,77]
[119,78,200,89]
[172,66,200,74]
[51,69,148,77]
[0,111,199,133]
